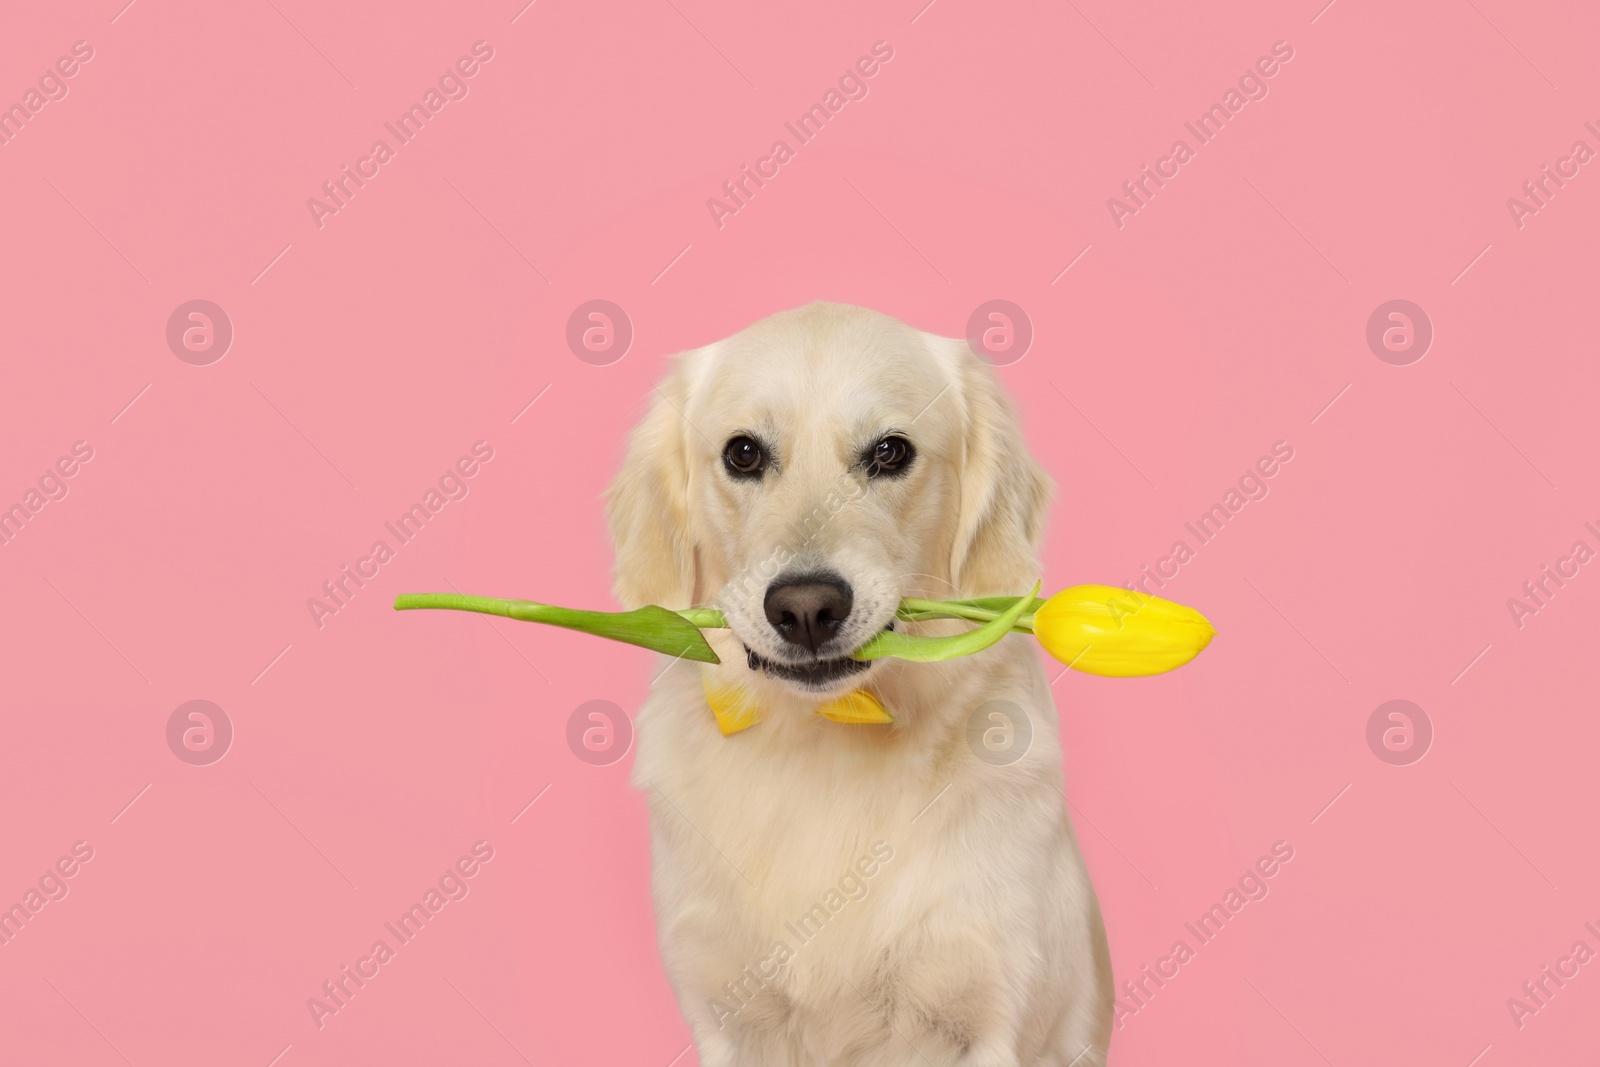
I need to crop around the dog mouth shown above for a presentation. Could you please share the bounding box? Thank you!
[742,645,873,689]
[740,621,893,691]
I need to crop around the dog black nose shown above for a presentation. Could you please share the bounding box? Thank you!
[764,576,853,654]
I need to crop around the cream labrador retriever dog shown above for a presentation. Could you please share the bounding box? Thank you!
[607,303,1112,1066]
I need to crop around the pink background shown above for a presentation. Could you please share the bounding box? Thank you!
[3,0,1597,1063]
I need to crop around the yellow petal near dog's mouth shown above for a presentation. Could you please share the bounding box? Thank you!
[815,689,893,725]
[702,673,764,736]
[701,671,892,735]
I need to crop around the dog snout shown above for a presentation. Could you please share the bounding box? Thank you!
[763,575,853,654]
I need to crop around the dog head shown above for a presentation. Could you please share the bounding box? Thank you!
[607,303,1050,696]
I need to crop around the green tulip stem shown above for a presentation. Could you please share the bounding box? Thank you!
[394,585,1048,666]
[675,598,1042,632]
[849,582,1042,662]
[674,607,727,628]
[895,597,1040,633]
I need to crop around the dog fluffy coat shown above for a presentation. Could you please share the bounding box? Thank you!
[607,304,1112,1066]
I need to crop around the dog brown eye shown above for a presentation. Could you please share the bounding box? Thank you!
[868,435,913,477]
[723,436,765,477]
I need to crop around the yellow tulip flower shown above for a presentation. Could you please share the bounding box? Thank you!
[1032,584,1215,677]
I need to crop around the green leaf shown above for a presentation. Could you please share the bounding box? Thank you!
[851,582,1041,662]
[393,594,720,664]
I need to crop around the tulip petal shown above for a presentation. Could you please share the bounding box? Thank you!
[701,674,763,735]
[817,690,894,724]
[1032,584,1214,676]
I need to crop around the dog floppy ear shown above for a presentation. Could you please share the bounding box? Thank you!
[948,349,1054,595]
[605,358,698,609]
